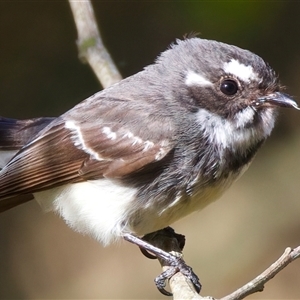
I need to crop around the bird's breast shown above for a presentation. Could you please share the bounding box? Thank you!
[130,168,242,236]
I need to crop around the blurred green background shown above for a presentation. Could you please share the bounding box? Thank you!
[0,1,300,299]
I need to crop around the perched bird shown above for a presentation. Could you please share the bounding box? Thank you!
[0,37,298,294]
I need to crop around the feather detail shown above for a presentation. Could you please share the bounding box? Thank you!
[0,117,54,150]
[0,97,175,212]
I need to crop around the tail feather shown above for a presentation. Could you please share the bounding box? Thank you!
[0,194,34,212]
[0,117,54,150]
[0,116,55,212]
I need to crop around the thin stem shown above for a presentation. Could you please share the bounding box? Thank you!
[68,0,122,88]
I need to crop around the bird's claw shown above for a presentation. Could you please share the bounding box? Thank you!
[154,253,201,296]
[155,267,178,296]
[123,227,201,296]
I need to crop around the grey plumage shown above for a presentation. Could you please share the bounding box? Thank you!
[0,38,297,244]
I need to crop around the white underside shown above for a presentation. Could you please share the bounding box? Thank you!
[34,179,138,245]
[33,173,237,246]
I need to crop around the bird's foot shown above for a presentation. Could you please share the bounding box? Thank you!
[123,227,201,296]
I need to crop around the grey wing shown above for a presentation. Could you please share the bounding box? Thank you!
[0,96,176,208]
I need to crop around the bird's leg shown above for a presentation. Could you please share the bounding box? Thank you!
[123,227,201,296]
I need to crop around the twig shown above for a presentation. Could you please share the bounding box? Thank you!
[147,230,300,300]
[220,246,300,300]
[68,0,122,89]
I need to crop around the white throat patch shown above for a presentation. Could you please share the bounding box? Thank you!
[223,59,259,83]
[195,107,274,151]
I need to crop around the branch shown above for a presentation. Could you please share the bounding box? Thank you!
[220,246,300,300]
[68,0,122,89]
[149,230,300,300]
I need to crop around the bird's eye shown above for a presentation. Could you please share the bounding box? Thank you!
[220,79,239,96]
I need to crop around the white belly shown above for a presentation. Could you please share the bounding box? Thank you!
[33,172,237,246]
[34,179,138,245]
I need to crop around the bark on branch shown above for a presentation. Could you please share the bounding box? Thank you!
[69,0,122,88]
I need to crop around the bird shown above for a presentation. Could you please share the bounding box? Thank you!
[0,37,298,294]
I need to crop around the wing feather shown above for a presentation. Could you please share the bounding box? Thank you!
[0,96,176,206]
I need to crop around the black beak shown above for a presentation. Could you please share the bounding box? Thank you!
[254,92,299,110]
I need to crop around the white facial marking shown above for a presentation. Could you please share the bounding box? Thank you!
[102,126,117,140]
[223,59,259,83]
[195,108,275,151]
[234,106,256,128]
[65,120,102,161]
[185,70,213,87]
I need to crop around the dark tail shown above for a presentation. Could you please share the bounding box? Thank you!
[0,117,54,150]
[0,116,55,212]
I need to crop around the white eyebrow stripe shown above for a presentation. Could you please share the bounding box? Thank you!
[223,59,259,82]
[185,70,213,87]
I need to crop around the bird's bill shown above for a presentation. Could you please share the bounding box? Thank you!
[254,92,299,110]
